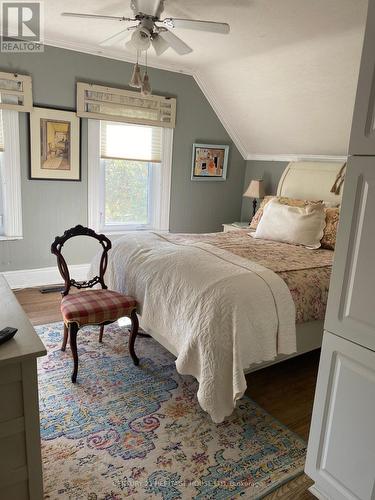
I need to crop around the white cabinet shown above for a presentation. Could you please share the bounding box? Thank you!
[305,332,375,500]
[324,156,375,351]
[349,0,375,155]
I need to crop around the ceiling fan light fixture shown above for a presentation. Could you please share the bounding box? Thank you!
[129,62,143,88]
[130,26,151,51]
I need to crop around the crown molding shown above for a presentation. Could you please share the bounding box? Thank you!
[43,37,194,76]
[192,70,248,159]
[246,153,348,162]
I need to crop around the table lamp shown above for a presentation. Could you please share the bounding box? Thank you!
[243,180,265,218]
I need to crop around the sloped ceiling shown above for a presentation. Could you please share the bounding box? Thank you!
[45,0,368,158]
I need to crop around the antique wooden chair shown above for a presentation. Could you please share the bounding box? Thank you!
[51,225,139,383]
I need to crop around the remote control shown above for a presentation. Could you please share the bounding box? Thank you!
[0,327,18,345]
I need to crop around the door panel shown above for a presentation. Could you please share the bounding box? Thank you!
[305,332,375,500]
[350,0,375,155]
[325,156,375,351]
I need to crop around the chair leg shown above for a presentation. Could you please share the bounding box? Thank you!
[69,323,79,383]
[61,324,69,351]
[99,324,104,343]
[129,309,139,366]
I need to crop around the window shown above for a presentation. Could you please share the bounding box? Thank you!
[0,108,22,239]
[88,120,173,233]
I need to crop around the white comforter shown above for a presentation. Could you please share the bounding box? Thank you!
[91,232,296,423]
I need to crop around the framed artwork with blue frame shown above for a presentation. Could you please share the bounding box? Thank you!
[191,143,229,181]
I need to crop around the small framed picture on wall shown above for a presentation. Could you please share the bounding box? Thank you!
[29,107,80,181]
[191,143,229,181]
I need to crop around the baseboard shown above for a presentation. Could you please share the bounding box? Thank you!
[1,264,90,290]
[308,485,329,500]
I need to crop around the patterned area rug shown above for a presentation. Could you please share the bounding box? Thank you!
[36,322,306,499]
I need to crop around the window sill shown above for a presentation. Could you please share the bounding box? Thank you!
[0,235,23,241]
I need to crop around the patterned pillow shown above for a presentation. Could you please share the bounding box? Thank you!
[321,207,340,250]
[249,196,275,229]
[249,196,321,229]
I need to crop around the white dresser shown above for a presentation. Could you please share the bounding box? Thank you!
[305,2,375,499]
[0,276,46,499]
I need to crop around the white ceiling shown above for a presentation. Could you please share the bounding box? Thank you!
[45,0,368,158]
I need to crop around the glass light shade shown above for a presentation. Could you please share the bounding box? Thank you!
[130,27,151,51]
[152,34,169,56]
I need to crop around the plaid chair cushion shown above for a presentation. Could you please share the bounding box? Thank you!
[61,289,137,326]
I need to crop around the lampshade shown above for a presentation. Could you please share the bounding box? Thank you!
[243,179,265,199]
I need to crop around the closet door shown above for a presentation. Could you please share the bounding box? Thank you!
[305,331,375,500]
[349,0,375,155]
[324,156,375,351]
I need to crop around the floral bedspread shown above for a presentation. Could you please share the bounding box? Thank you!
[166,230,333,323]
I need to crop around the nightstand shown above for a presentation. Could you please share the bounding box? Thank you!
[222,222,252,233]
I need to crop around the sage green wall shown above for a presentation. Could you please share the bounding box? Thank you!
[241,160,287,221]
[0,45,245,272]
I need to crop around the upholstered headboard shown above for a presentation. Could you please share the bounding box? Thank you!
[276,161,345,204]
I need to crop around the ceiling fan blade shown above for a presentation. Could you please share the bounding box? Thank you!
[99,28,133,47]
[151,34,169,56]
[61,12,132,21]
[162,18,230,34]
[158,29,192,55]
[130,0,164,17]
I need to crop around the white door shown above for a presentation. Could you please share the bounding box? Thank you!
[350,0,375,155]
[324,156,375,351]
[305,332,375,500]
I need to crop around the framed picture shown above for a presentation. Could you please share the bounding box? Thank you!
[191,143,229,181]
[29,107,80,181]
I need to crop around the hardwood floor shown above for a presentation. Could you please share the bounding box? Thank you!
[15,287,317,499]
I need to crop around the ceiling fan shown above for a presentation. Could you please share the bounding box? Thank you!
[62,0,230,56]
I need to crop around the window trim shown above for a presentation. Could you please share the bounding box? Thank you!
[77,82,176,128]
[0,71,33,112]
[0,109,22,240]
[88,119,173,233]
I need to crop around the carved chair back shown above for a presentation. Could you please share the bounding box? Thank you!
[51,225,112,296]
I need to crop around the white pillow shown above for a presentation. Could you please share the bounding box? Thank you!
[252,199,326,249]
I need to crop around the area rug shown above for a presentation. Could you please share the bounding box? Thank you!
[36,322,306,500]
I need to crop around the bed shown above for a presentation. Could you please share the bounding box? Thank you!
[91,161,343,422]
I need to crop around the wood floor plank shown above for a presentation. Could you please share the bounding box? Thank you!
[15,287,319,499]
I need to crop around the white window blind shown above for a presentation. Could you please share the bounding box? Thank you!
[101,121,162,163]
[77,82,176,128]
[0,72,33,112]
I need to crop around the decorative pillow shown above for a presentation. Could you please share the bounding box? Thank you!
[249,196,275,229]
[249,196,321,229]
[321,207,340,250]
[252,199,326,249]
